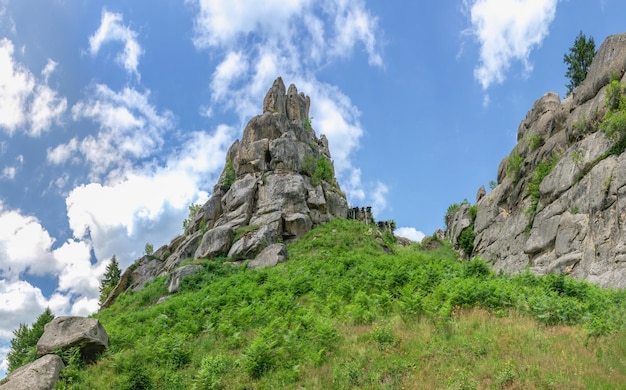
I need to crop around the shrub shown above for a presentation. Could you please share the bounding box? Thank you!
[183,203,202,233]
[144,242,154,256]
[301,153,316,177]
[192,354,233,390]
[371,324,400,351]
[303,117,313,134]
[507,150,523,182]
[312,156,334,185]
[458,225,476,258]
[222,159,236,191]
[526,153,560,218]
[605,79,626,111]
[528,134,544,151]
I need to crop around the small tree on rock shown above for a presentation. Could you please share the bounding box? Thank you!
[564,31,596,95]
[99,255,121,306]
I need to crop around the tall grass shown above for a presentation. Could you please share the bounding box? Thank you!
[56,219,626,389]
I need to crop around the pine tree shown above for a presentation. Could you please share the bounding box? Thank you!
[99,255,121,306]
[7,308,55,372]
[564,31,596,95]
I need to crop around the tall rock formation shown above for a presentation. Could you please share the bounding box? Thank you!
[447,33,626,288]
[103,77,348,306]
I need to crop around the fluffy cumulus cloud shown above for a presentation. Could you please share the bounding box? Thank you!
[89,10,143,77]
[395,227,426,242]
[65,125,235,266]
[48,84,174,181]
[0,202,56,279]
[0,38,66,136]
[191,0,385,207]
[463,0,558,89]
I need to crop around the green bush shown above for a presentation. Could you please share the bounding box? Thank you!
[183,203,202,233]
[507,150,524,182]
[526,153,560,219]
[528,134,544,151]
[458,225,476,258]
[301,153,316,177]
[222,159,236,191]
[312,156,334,185]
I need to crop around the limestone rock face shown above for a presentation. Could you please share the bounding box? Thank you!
[104,77,348,304]
[0,354,64,390]
[446,33,626,288]
[37,317,108,362]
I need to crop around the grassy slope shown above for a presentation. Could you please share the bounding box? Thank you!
[57,219,626,389]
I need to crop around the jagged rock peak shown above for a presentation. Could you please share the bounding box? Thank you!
[262,77,311,123]
[102,77,348,307]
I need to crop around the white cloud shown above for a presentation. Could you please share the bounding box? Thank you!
[395,227,426,242]
[371,181,388,216]
[211,51,249,102]
[328,0,383,66]
[47,137,78,165]
[0,38,66,136]
[41,59,57,82]
[65,125,235,266]
[0,202,56,279]
[28,84,67,137]
[89,10,143,78]
[463,0,558,89]
[191,0,311,48]
[63,84,173,180]
[0,38,34,133]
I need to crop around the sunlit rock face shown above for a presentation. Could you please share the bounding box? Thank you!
[447,33,626,288]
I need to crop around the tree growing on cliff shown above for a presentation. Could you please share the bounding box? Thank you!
[7,308,55,372]
[99,255,121,306]
[564,31,596,95]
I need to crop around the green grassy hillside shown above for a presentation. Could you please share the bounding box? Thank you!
[55,219,626,389]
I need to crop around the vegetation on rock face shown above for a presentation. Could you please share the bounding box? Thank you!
[6,308,55,373]
[564,31,596,95]
[506,149,524,183]
[45,218,626,389]
[222,159,236,192]
[525,153,560,221]
[601,78,626,157]
[99,256,121,307]
[183,203,202,233]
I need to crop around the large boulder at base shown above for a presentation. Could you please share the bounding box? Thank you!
[247,243,288,269]
[0,354,64,390]
[37,317,108,362]
[167,264,204,293]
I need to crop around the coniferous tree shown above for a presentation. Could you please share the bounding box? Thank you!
[99,255,121,306]
[7,308,55,372]
[564,31,596,95]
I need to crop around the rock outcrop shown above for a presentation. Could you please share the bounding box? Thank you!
[37,317,109,362]
[103,77,348,306]
[447,33,626,288]
[0,354,64,390]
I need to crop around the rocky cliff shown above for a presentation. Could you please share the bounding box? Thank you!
[103,77,348,306]
[447,33,626,288]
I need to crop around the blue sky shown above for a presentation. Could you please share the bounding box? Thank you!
[0,0,625,376]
